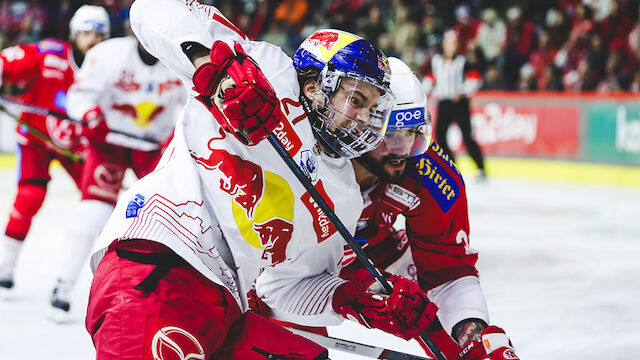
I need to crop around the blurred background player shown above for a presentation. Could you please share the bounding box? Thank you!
[422,30,486,180]
[0,5,109,294]
[83,0,438,357]
[343,57,519,360]
[47,33,186,319]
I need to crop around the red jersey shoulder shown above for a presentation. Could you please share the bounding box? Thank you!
[405,142,466,214]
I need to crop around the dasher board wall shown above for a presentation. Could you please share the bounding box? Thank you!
[428,91,640,166]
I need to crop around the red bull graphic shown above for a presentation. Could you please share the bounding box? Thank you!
[253,217,293,265]
[231,170,295,266]
[308,31,339,51]
[191,133,264,220]
[114,69,141,92]
[301,180,337,243]
[113,102,165,128]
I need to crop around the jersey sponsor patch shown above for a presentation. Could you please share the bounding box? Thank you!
[430,142,463,179]
[409,153,459,213]
[301,180,337,243]
[272,114,302,157]
[384,184,420,210]
[299,149,318,182]
[125,193,145,218]
[37,39,65,56]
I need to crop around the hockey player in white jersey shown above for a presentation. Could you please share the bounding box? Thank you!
[84,1,439,359]
[48,35,186,318]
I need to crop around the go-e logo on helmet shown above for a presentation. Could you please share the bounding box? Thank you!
[151,326,205,360]
[389,107,425,129]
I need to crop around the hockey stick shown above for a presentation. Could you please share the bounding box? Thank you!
[0,105,82,163]
[267,134,447,360]
[288,327,434,360]
[0,95,160,146]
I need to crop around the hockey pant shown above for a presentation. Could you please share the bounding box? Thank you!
[86,239,327,360]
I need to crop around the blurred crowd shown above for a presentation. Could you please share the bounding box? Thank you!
[2,0,639,92]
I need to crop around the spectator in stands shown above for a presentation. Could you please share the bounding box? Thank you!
[569,3,595,43]
[452,3,481,55]
[518,63,538,91]
[597,53,626,92]
[503,6,536,90]
[586,33,608,78]
[630,71,640,92]
[565,58,599,91]
[358,5,385,45]
[541,64,564,90]
[388,4,419,56]
[482,63,502,90]
[529,29,559,89]
[598,0,633,46]
[545,7,571,49]
[475,8,505,65]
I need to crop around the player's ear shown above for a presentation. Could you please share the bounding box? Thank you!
[302,79,318,100]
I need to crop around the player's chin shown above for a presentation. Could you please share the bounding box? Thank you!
[383,159,406,182]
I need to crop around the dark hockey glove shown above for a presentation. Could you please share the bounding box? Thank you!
[192,41,281,145]
[332,269,438,340]
[458,326,520,360]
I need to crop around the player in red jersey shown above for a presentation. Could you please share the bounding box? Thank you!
[342,57,520,360]
[0,5,110,292]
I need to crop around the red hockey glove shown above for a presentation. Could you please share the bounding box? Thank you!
[458,326,520,360]
[81,106,109,143]
[333,269,438,340]
[192,41,281,145]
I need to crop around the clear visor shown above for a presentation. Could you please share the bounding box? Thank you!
[381,111,432,158]
[315,76,393,158]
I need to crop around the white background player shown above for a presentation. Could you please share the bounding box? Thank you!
[48,34,186,318]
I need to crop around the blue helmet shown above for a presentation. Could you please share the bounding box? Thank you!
[292,30,394,159]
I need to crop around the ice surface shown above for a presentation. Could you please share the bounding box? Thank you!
[0,166,638,359]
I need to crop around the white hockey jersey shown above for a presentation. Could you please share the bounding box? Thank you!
[90,0,363,326]
[67,36,186,150]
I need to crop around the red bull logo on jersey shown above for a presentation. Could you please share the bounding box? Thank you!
[112,102,165,128]
[253,217,293,264]
[114,69,141,92]
[191,144,264,221]
[232,171,295,266]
